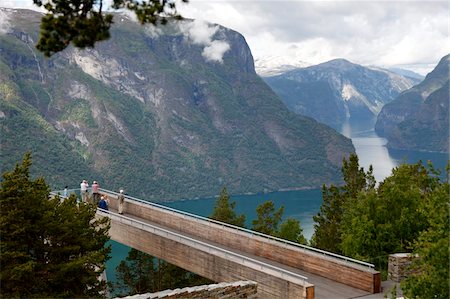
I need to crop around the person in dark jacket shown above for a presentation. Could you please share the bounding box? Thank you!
[98,195,108,211]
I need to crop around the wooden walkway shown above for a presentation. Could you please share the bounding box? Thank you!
[50,188,380,298]
[103,205,372,299]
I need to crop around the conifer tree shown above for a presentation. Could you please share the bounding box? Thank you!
[32,0,187,56]
[311,153,374,253]
[252,201,306,244]
[210,187,246,227]
[277,218,307,245]
[401,168,449,298]
[115,248,156,296]
[252,200,284,235]
[340,161,448,272]
[114,249,211,296]
[0,153,111,298]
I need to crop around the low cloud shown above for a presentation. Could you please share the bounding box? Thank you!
[179,19,230,63]
[144,24,163,38]
[178,1,448,74]
[184,19,217,44]
[0,9,11,35]
[202,40,230,63]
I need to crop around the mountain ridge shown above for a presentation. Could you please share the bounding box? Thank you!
[375,54,449,153]
[0,9,354,200]
[264,58,419,130]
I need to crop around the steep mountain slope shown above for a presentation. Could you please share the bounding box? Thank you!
[0,57,103,186]
[264,59,419,130]
[0,9,354,200]
[375,55,449,152]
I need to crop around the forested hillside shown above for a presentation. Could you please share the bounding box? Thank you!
[0,8,354,200]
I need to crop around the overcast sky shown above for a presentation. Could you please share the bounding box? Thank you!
[2,0,448,74]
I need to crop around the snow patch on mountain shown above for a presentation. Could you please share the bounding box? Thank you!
[341,84,360,101]
[255,55,311,77]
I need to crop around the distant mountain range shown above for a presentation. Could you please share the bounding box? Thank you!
[264,59,420,130]
[387,68,425,81]
[254,55,311,77]
[0,8,354,200]
[375,54,449,153]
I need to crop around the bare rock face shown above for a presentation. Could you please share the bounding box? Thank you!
[375,54,449,153]
[264,59,419,130]
[0,9,354,200]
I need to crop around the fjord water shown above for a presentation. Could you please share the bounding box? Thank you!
[106,118,448,281]
[341,118,448,183]
[161,118,447,240]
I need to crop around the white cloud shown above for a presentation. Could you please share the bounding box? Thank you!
[0,9,11,35]
[3,0,448,73]
[1,0,43,11]
[202,40,230,62]
[177,0,449,74]
[179,19,231,63]
[144,24,163,38]
[183,19,218,44]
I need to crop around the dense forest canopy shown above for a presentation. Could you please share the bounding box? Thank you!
[312,154,449,297]
[0,153,111,298]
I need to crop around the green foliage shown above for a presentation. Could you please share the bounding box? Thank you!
[1,10,353,201]
[252,201,284,235]
[340,162,442,270]
[115,248,156,296]
[276,218,307,244]
[312,153,374,253]
[33,0,186,56]
[61,98,98,128]
[401,165,449,298]
[314,153,449,296]
[157,260,211,292]
[210,188,306,243]
[0,99,101,189]
[209,187,246,227]
[114,248,211,297]
[0,153,111,298]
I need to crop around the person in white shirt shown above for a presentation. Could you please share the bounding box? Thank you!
[80,180,89,203]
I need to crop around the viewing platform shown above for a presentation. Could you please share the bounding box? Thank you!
[52,188,381,299]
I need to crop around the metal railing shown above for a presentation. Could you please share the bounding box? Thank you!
[97,209,309,287]
[97,188,375,269]
[50,188,89,200]
[51,188,374,269]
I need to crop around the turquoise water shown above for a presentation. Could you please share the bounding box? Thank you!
[106,119,448,283]
[163,189,322,239]
[105,189,323,284]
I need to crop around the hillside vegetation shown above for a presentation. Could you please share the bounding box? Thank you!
[0,9,354,200]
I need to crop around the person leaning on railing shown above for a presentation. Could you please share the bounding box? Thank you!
[92,181,100,205]
[98,195,108,211]
[80,180,89,203]
[118,189,125,214]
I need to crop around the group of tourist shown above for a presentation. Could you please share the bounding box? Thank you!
[78,180,126,214]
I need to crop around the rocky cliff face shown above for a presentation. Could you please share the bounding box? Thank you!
[375,54,449,153]
[0,8,354,200]
[264,59,419,130]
